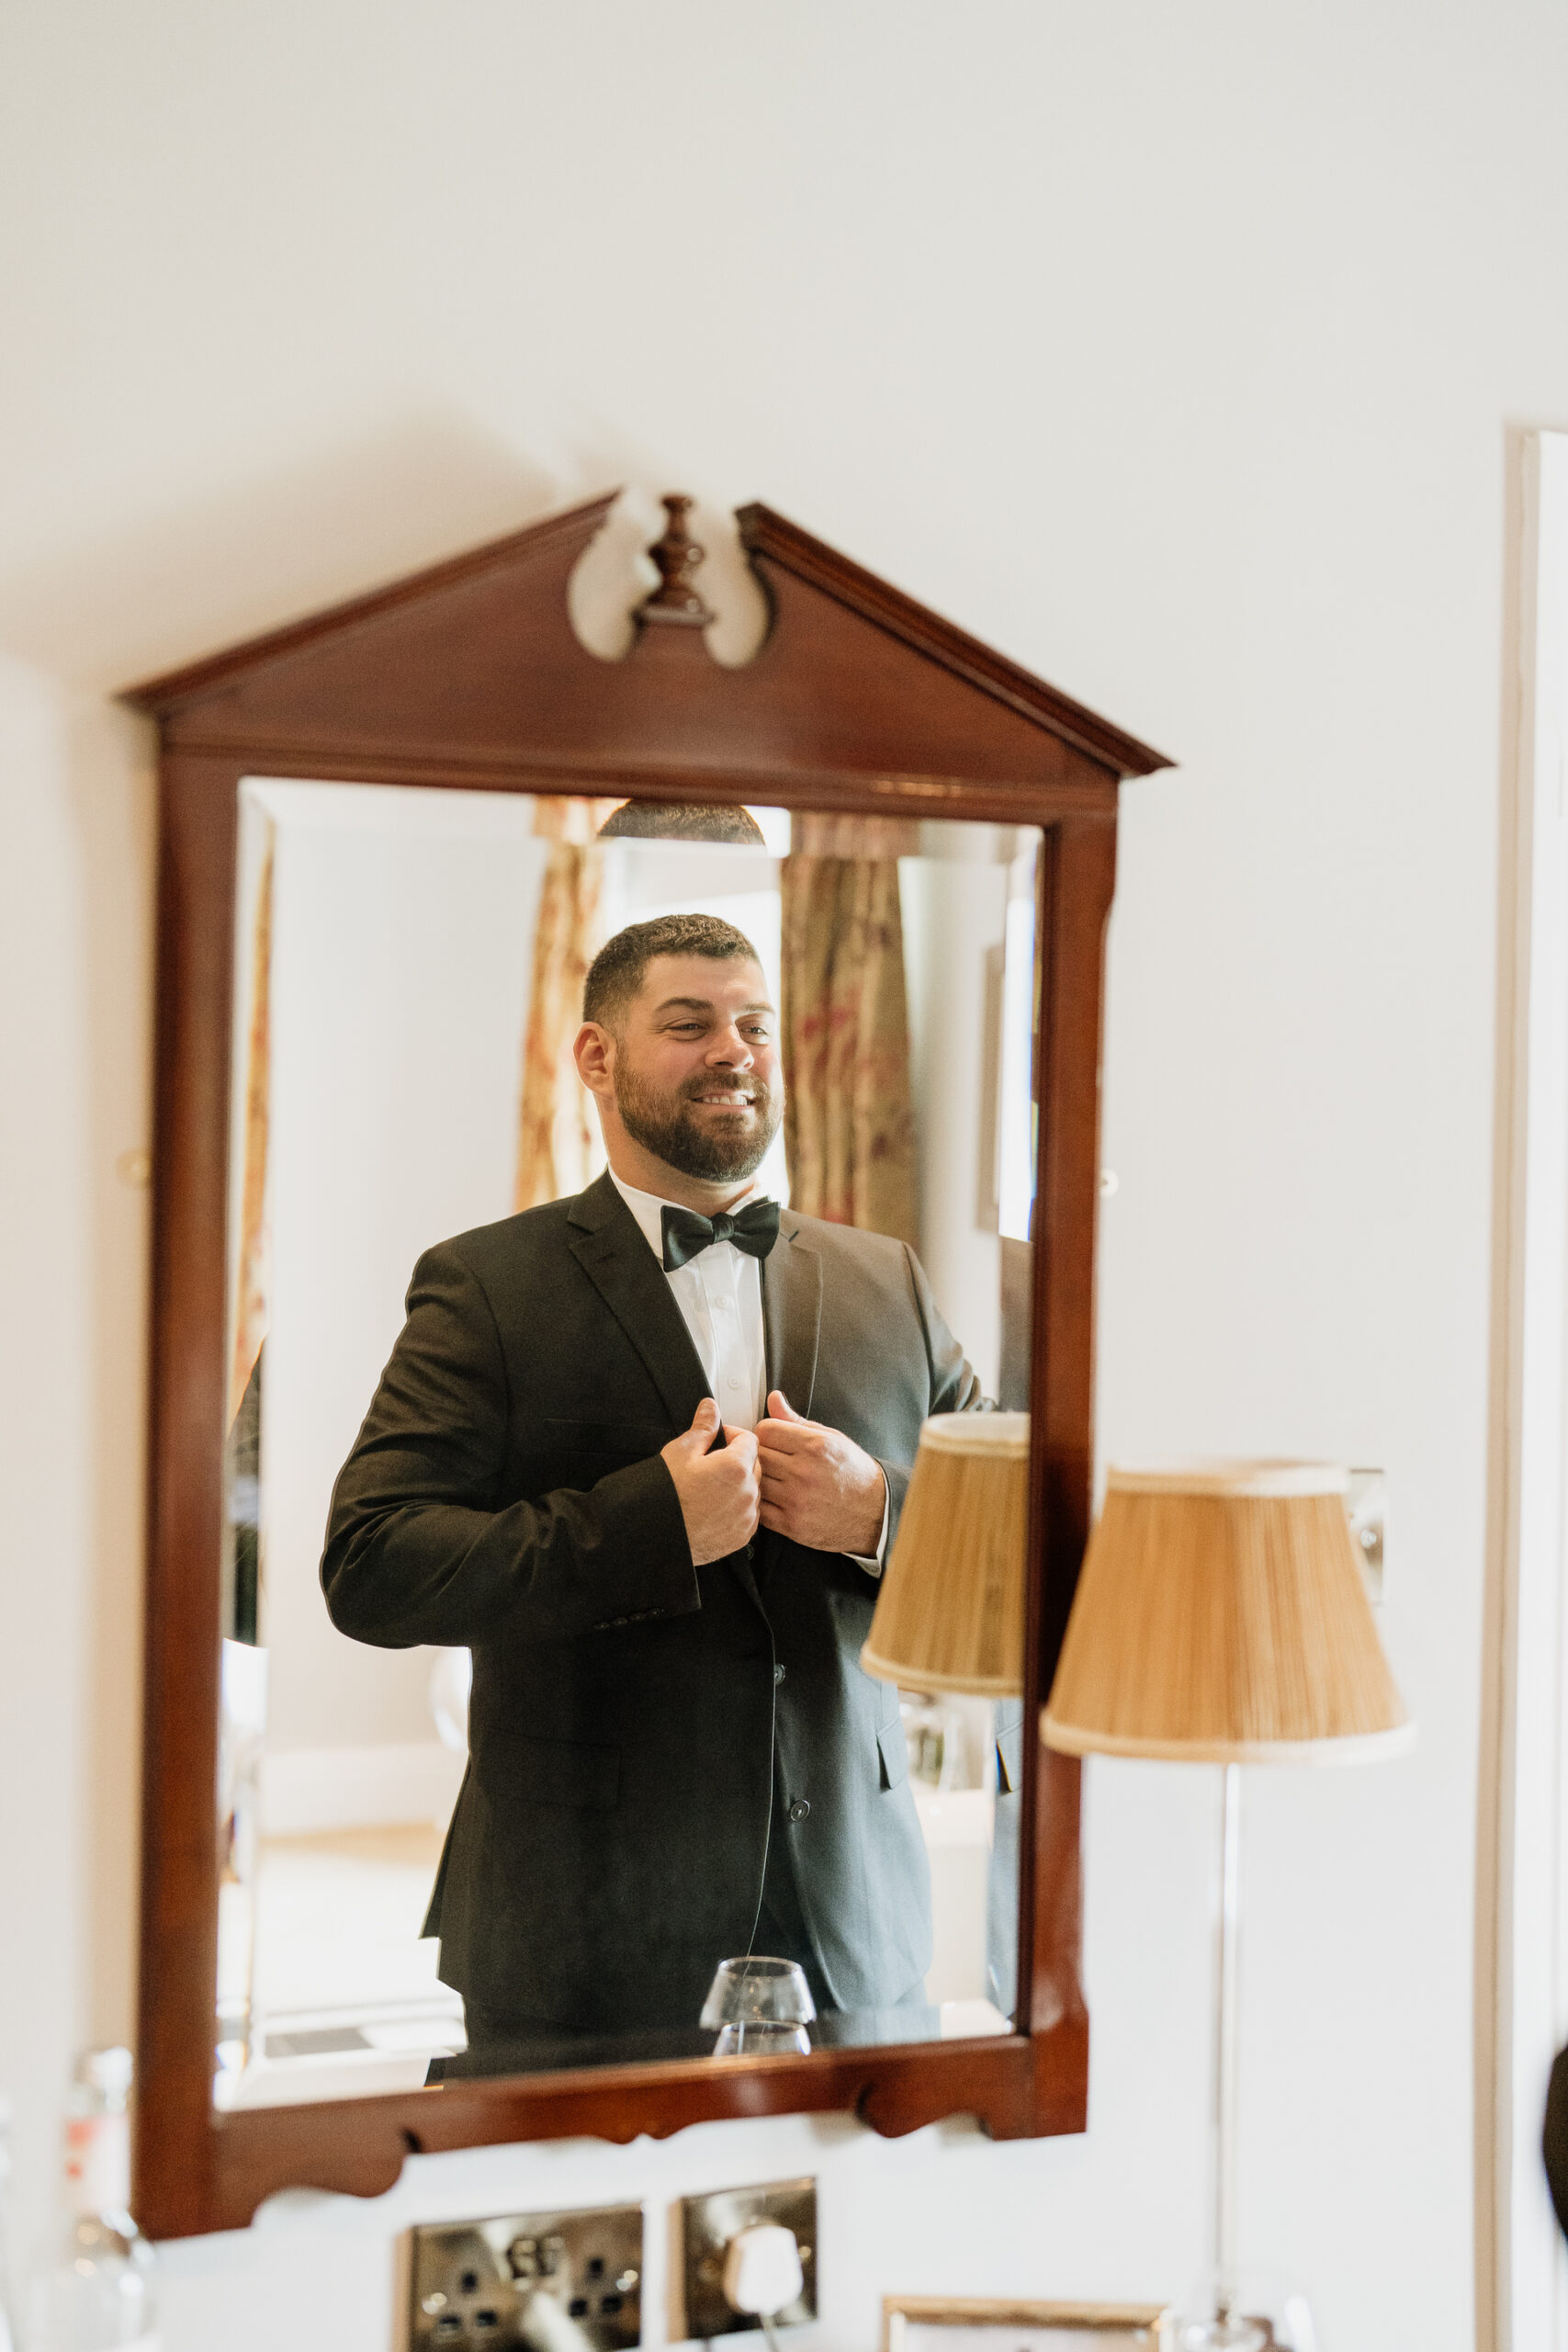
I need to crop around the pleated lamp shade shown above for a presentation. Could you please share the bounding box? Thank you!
[1042,1461,1415,1764]
[860,1413,1029,1697]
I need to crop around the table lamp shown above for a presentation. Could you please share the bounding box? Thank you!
[1043,1461,1415,2352]
[720,1413,1028,2057]
[860,1411,1031,2028]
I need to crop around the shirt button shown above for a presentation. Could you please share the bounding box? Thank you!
[788,1798,810,1823]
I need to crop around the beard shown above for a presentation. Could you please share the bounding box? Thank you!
[612,1062,783,1183]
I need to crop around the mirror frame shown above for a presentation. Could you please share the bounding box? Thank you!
[122,492,1169,2237]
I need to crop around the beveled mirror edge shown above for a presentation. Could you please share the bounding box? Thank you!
[130,497,1146,2238]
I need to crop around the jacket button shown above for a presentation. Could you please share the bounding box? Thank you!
[788,1798,810,1823]
[773,1663,786,1685]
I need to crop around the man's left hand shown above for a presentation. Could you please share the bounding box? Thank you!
[755,1390,886,1556]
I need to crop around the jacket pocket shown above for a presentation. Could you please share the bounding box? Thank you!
[877,1717,909,1792]
[506,1732,622,1813]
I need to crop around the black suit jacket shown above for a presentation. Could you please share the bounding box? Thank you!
[321,1171,983,2035]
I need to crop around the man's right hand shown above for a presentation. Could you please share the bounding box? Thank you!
[660,1397,761,1566]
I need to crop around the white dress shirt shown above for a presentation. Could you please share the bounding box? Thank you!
[607,1169,886,1570]
[609,1170,769,1426]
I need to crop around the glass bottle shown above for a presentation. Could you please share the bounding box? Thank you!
[28,2049,158,2350]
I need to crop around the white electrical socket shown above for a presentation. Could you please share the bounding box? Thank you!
[674,2178,817,2343]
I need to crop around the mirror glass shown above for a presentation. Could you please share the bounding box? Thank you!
[214,780,1041,2108]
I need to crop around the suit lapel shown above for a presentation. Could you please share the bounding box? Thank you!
[568,1172,782,1623]
[762,1215,822,1419]
[566,1172,711,1432]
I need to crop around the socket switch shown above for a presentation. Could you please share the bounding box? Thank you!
[405,2203,642,2350]
[676,2177,817,2341]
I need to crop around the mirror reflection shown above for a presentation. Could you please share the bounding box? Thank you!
[215,783,1040,2106]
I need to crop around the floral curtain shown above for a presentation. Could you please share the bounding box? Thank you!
[513,797,621,1210]
[780,813,919,1247]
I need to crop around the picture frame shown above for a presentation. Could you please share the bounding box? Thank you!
[883,2295,1176,2352]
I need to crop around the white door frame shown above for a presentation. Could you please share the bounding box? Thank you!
[1480,427,1568,2352]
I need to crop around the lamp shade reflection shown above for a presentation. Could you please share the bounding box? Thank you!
[860,1412,1030,1698]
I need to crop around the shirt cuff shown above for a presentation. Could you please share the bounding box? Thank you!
[847,1475,890,1576]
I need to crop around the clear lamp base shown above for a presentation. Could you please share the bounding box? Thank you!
[1176,2267,1315,2352]
[1176,2320,1269,2352]
[711,2022,812,2057]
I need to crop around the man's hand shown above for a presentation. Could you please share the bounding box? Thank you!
[660,1397,761,1566]
[755,1390,886,1555]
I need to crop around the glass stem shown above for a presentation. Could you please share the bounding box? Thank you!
[1213,1763,1243,2326]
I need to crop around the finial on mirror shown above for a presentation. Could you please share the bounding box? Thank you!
[637,493,714,628]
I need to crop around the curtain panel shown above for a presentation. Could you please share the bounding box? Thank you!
[780,814,919,1247]
[513,797,621,1210]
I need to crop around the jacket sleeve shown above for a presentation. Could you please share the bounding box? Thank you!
[874,1244,990,1552]
[321,1244,701,1649]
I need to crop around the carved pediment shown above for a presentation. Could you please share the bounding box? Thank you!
[123,493,1168,806]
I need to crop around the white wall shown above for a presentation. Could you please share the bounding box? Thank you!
[3,5,1566,2348]
[261,786,548,1754]
[900,826,1028,1400]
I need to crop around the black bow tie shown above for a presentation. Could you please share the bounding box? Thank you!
[660,1198,781,1272]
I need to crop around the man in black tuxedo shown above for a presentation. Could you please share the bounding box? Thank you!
[321,911,983,2052]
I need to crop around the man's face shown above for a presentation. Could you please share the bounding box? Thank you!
[607,954,783,1183]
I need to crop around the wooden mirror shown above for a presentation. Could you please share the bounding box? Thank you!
[124,492,1168,2238]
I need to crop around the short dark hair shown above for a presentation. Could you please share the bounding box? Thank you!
[582,913,764,1030]
[596,799,766,845]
